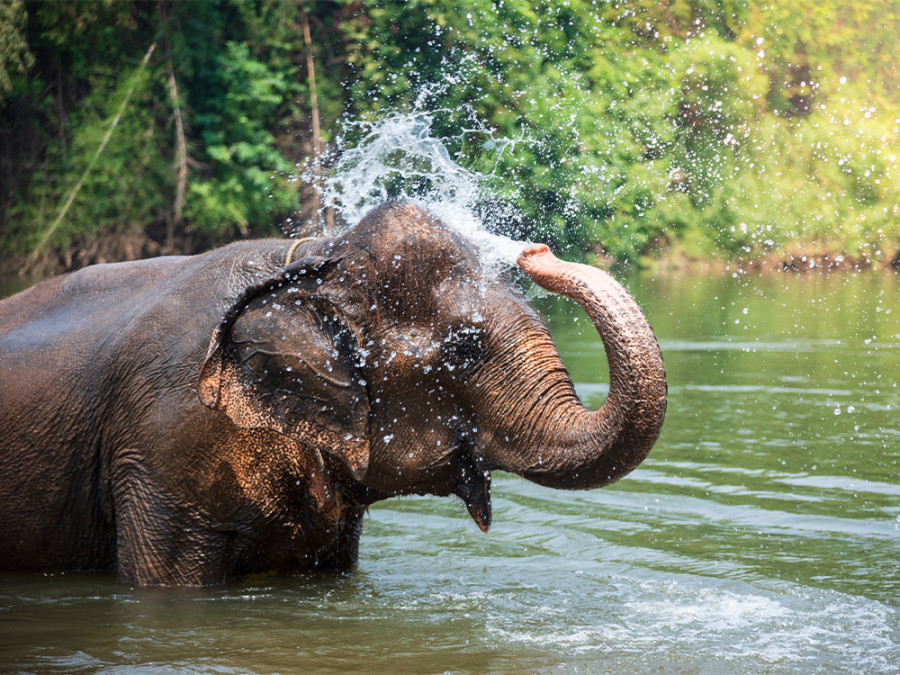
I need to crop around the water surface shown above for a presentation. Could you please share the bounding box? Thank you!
[1,268,898,673]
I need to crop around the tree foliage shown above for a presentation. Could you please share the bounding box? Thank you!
[1,0,898,270]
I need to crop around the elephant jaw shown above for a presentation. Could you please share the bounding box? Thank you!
[453,451,492,532]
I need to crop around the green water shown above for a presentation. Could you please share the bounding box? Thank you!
[1,269,898,673]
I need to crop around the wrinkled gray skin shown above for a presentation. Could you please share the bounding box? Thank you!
[0,204,666,586]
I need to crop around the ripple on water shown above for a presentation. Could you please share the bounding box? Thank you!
[480,564,899,673]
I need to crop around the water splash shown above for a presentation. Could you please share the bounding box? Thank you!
[304,110,529,273]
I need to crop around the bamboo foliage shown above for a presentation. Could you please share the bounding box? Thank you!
[25,42,157,271]
[0,0,33,102]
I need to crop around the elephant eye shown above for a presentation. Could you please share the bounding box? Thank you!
[441,328,483,369]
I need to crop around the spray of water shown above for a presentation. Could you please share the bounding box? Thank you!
[302,109,530,274]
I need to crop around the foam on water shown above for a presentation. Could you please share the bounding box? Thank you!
[483,572,899,672]
[306,110,529,274]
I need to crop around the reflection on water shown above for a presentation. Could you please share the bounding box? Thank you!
[1,269,898,673]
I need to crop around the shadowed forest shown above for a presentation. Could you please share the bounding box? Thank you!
[1,0,899,273]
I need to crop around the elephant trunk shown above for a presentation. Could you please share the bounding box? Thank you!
[477,244,666,490]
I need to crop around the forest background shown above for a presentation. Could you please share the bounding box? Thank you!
[1,0,898,274]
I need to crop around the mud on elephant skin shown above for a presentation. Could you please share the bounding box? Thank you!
[0,203,666,586]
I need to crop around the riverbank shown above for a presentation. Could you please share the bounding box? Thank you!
[628,246,900,276]
[0,229,213,278]
[5,230,900,279]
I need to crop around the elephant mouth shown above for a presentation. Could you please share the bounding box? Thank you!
[452,443,492,532]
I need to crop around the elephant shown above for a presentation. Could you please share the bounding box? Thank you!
[0,203,666,586]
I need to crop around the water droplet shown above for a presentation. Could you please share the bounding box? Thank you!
[306,111,528,273]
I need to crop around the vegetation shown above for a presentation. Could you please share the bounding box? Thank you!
[2,0,898,271]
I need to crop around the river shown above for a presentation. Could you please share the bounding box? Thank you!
[1,267,898,673]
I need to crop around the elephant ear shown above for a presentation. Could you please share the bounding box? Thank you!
[199,256,370,480]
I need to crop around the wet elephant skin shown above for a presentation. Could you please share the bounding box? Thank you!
[0,204,665,586]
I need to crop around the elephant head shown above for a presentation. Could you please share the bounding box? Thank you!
[199,203,666,531]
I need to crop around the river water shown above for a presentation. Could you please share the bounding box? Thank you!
[1,267,898,673]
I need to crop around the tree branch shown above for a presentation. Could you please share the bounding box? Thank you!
[162,1,187,252]
[301,8,333,233]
